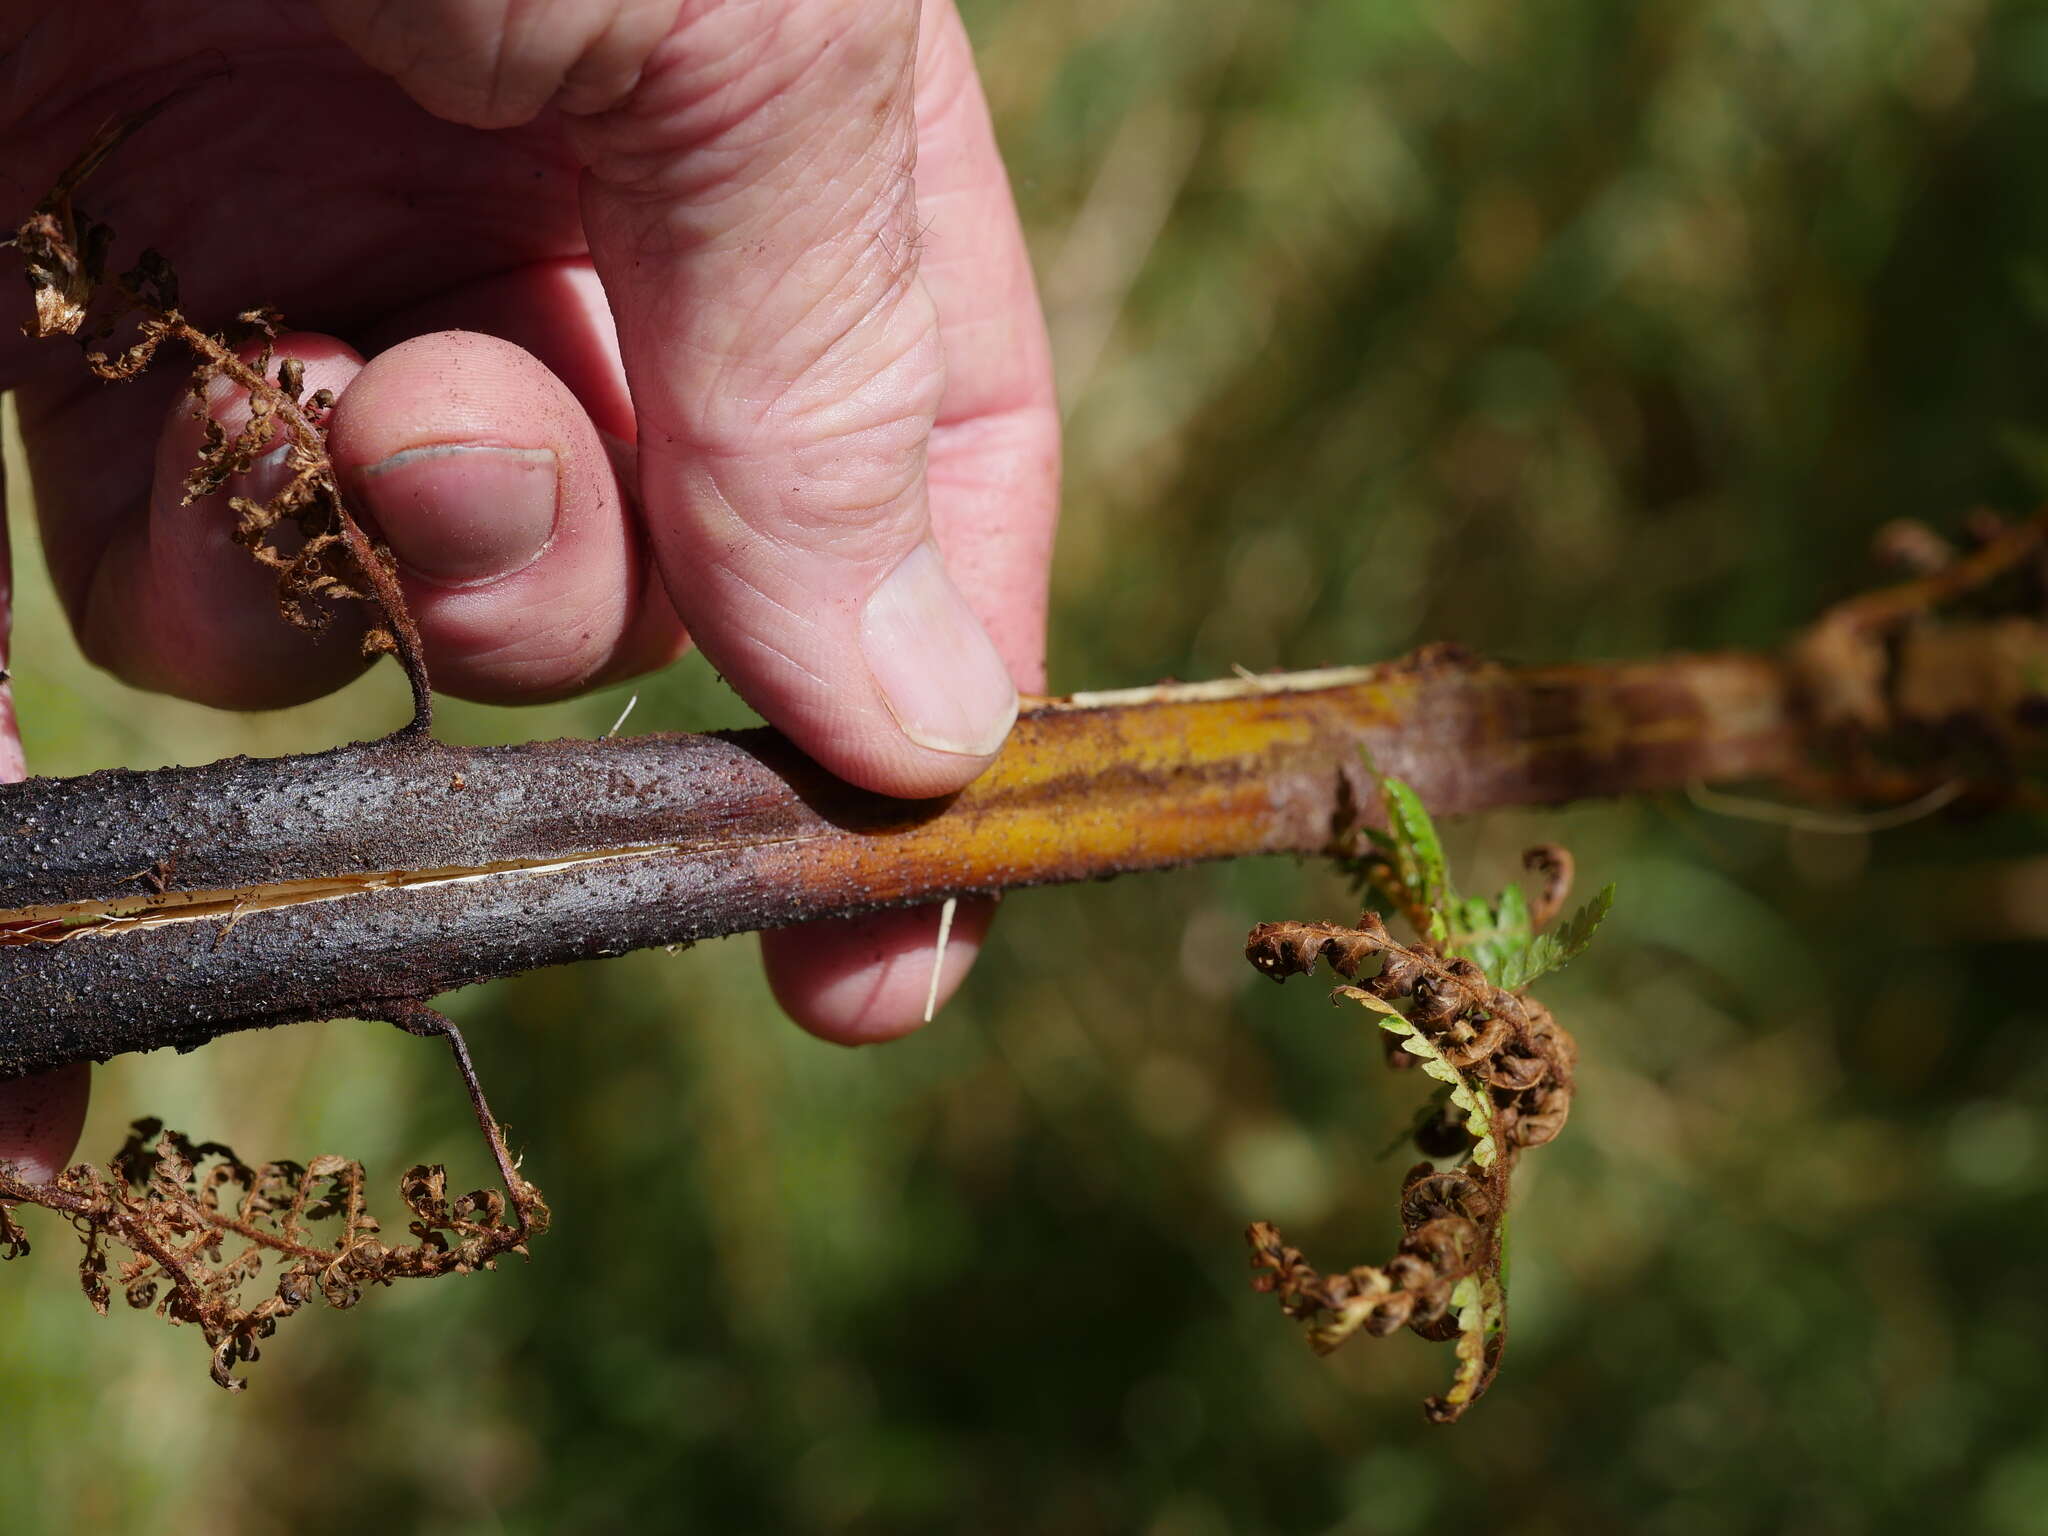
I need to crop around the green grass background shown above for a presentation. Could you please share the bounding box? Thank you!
[9,1,2048,1530]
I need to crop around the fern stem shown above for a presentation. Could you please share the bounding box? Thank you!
[0,624,2037,1078]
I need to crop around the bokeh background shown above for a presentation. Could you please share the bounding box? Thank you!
[8,1,2048,1530]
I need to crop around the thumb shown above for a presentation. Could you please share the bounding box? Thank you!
[323,0,1018,795]
[569,0,1017,796]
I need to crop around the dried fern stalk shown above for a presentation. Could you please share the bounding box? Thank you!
[0,1004,547,1392]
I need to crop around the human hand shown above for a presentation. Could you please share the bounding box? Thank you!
[0,0,1058,1178]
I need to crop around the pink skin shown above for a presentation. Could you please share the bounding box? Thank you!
[0,1,1059,1173]
[0,481,90,1180]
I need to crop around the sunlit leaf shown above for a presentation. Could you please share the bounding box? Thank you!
[1496,884,1616,992]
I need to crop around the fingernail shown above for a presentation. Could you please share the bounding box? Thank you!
[359,443,559,585]
[861,543,1019,759]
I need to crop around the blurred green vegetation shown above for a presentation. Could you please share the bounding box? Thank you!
[9,0,2048,1530]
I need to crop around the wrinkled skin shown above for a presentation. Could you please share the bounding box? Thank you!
[0,0,1059,1177]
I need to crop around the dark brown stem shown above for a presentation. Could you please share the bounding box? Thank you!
[0,649,1783,1076]
[1,610,2041,1079]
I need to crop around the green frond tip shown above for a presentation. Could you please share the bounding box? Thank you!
[1427,1275,1507,1423]
[1494,883,1616,992]
[1451,883,1534,988]
[1353,755,1618,994]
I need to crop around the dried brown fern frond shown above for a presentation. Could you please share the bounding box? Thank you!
[0,1006,547,1392]
[8,98,433,726]
[1242,768,1600,1422]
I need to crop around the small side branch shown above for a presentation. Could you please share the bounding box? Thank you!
[367,1001,541,1245]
